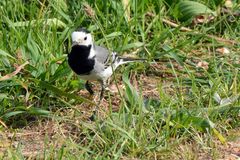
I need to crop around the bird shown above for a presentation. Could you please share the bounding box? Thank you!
[68,27,145,100]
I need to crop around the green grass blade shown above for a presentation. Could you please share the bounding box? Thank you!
[39,81,95,105]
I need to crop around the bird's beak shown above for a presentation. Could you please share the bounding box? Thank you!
[72,40,83,46]
[72,41,78,46]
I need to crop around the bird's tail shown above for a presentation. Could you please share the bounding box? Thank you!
[115,57,147,67]
[102,52,147,80]
[111,51,146,64]
[119,57,147,62]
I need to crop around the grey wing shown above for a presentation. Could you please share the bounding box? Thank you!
[94,45,110,64]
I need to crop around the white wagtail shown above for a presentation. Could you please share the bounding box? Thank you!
[68,27,145,100]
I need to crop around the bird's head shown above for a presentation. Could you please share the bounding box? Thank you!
[71,28,93,47]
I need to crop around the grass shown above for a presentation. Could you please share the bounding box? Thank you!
[0,0,240,159]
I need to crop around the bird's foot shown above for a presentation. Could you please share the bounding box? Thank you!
[85,81,94,95]
[89,110,97,121]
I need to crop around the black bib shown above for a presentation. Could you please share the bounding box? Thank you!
[68,45,95,75]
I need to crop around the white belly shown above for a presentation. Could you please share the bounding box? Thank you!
[79,65,114,81]
[79,70,103,81]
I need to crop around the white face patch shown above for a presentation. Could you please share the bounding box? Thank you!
[71,31,93,46]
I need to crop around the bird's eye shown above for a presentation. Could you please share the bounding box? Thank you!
[84,36,87,40]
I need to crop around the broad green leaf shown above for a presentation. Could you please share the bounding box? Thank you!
[122,70,147,112]
[122,71,139,105]
[28,107,51,115]
[119,42,144,51]
[2,111,25,119]
[27,32,40,63]
[0,49,15,59]
[171,111,213,131]
[105,32,123,38]
[176,1,216,21]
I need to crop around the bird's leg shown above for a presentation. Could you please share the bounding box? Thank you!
[99,80,106,101]
[89,80,106,121]
[85,81,94,95]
